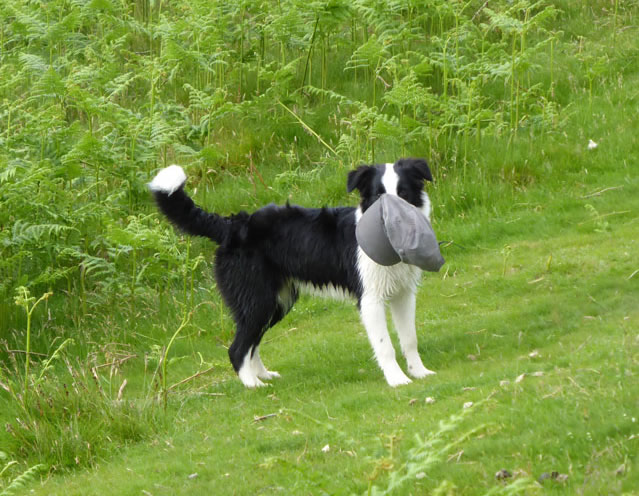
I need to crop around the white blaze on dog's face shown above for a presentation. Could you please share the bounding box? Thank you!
[382,162,400,196]
[347,158,433,221]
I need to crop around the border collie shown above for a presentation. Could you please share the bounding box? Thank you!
[149,158,436,388]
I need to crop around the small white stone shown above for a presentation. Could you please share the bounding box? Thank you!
[463,402,474,409]
[321,444,330,453]
[425,397,436,404]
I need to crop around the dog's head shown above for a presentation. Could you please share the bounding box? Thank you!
[347,158,433,217]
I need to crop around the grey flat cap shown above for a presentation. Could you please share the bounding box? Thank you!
[356,194,445,272]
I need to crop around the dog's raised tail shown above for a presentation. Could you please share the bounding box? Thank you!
[149,165,229,244]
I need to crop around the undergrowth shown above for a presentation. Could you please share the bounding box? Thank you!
[3,0,636,324]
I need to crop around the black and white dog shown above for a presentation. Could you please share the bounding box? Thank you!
[149,158,436,388]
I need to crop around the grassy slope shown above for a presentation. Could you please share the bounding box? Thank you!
[24,67,639,495]
[2,2,637,494]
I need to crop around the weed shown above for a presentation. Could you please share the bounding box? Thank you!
[0,457,45,496]
[160,310,193,410]
[367,401,539,495]
[13,287,52,398]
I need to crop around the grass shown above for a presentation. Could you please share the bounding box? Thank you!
[16,204,639,494]
[9,85,639,492]
[1,0,639,494]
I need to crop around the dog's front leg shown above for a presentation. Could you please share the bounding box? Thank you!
[360,293,412,387]
[389,290,436,379]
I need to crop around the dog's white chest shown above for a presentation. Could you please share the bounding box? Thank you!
[356,247,421,299]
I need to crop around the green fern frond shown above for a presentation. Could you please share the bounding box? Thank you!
[0,463,45,496]
[18,53,48,75]
[32,67,65,99]
[345,35,389,73]
[0,165,19,184]
[11,221,78,244]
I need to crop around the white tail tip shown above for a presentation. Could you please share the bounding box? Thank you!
[148,165,187,195]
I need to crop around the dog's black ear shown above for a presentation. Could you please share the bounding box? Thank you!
[347,165,376,193]
[396,158,433,182]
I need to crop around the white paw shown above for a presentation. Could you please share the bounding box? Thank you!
[258,370,281,380]
[242,376,268,388]
[384,366,413,387]
[238,361,268,388]
[407,362,436,379]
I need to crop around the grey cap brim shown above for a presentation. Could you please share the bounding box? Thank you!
[356,194,445,272]
[355,197,401,266]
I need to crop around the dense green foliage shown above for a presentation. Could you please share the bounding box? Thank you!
[1,0,638,494]
[1,0,586,319]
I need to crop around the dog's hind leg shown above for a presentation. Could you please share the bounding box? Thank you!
[251,347,280,380]
[248,285,296,381]
[389,290,435,379]
[228,309,275,388]
[230,339,266,388]
[360,293,412,387]
[227,285,292,387]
